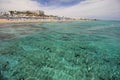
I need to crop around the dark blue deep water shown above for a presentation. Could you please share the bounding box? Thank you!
[0,20,120,80]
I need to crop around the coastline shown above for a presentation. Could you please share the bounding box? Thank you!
[0,18,74,23]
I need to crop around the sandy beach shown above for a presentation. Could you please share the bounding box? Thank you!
[0,18,71,23]
[0,19,42,23]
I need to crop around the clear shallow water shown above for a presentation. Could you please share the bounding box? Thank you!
[0,20,120,80]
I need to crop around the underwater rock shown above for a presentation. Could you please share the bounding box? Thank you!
[0,43,24,55]
[74,53,81,57]
[0,33,16,40]
[98,75,119,80]
[61,36,71,41]
[1,61,9,71]
[43,47,52,53]
[0,71,8,80]
[26,77,38,80]
[59,33,76,41]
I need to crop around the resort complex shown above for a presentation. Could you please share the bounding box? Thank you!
[0,10,76,21]
[0,10,96,23]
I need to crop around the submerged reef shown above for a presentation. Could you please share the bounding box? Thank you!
[0,21,120,80]
[0,33,16,40]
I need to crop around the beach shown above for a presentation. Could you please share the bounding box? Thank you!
[0,18,71,23]
[0,19,42,23]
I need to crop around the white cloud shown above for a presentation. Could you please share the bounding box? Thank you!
[45,0,120,20]
[0,0,40,11]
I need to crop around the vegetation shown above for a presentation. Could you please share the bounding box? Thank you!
[8,10,45,17]
[9,11,14,16]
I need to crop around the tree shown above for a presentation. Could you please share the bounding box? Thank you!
[9,11,14,16]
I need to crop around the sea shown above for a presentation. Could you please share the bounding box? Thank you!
[0,20,120,80]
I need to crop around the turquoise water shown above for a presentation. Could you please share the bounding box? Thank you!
[0,20,120,80]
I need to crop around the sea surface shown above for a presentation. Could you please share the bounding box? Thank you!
[0,20,120,80]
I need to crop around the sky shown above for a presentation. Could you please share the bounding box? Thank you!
[0,0,120,20]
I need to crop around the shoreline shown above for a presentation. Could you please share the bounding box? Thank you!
[0,18,74,23]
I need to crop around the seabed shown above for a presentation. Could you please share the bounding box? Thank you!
[0,21,120,80]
